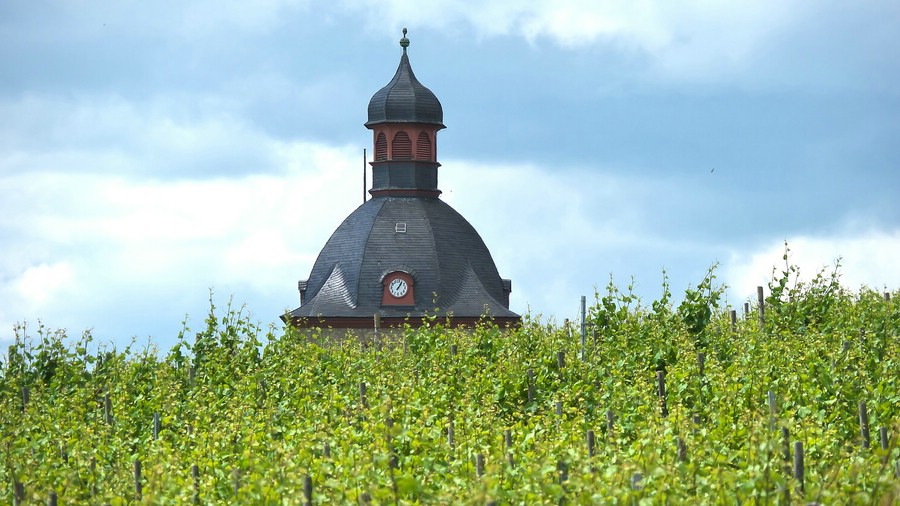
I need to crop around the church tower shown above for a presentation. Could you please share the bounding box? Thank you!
[285,30,519,330]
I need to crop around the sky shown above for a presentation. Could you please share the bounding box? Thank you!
[2,1,899,351]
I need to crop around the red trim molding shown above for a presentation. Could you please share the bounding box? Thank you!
[288,316,521,329]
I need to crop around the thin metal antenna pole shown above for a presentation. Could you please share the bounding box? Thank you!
[363,148,367,204]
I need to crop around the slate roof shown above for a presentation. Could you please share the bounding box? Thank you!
[365,36,444,128]
[287,195,518,320]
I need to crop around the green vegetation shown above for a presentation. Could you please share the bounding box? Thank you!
[2,264,899,504]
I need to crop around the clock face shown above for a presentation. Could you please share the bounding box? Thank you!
[389,278,408,298]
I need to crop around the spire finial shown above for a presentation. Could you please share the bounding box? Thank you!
[400,28,410,52]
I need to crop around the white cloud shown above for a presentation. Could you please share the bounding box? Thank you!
[440,159,702,320]
[0,93,318,179]
[724,230,900,301]
[13,262,74,307]
[347,0,897,89]
[349,0,784,50]
[0,97,364,344]
[5,117,898,346]
[2,1,897,348]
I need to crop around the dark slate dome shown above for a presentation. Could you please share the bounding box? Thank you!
[365,29,445,128]
[287,196,516,321]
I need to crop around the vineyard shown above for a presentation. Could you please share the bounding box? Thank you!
[2,264,899,504]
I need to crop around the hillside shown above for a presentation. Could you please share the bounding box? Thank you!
[2,266,899,504]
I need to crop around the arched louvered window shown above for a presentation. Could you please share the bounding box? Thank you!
[392,131,412,159]
[374,132,388,161]
[416,132,432,160]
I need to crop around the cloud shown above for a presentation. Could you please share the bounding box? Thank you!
[13,262,73,307]
[442,157,900,317]
[346,0,899,90]
[2,1,897,346]
[440,159,735,319]
[0,94,291,178]
[349,0,787,49]
[0,121,364,345]
[724,230,900,301]
[4,120,898,347]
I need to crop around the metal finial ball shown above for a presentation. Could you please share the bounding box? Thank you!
[400,27,410,49]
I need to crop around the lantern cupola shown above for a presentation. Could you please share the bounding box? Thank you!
[365,29,445,198]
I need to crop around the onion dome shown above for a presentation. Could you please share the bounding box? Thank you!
[286,197,518,326]
[365,29,445,129]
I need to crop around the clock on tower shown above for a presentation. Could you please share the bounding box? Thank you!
[382,271,414,306]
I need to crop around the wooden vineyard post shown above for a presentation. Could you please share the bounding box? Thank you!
[757,286,765,330]
[631,473,643,490]
[556,401,563,417]
[677,437,687,462]
[153,412,161,441]
[859,401,870,449]
[359,382,368,409]
[13,481,23,506]
[476,454,485,478]
[744,302,750,320]
[134,459,142,501]
[258,380,267,405]
[697,352,705,377]
[104,392,113,425]
[606,410,615,437]
[189,366,195,388]
[586,429,596,467]
[557,351,565,371]
[373,313,380,349]
[49,491,57,506]
[526,369,535,403]
[657,370,668,417]
[192,464,200,504]
[580,295,587,362]
[793,441,804,495]
[781,427,792,474]
[389,437,400,504]
[505,429,514,468]
[384,406,398,480]
[303,475,313,506]
[730,309,737,333]
[879,427,893,470]
[768,390,777,431]
[447,417,455,450]
[450,344,457,357]
[90,456,97,497]
[21,386,29,412]
[557,460,568,503]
